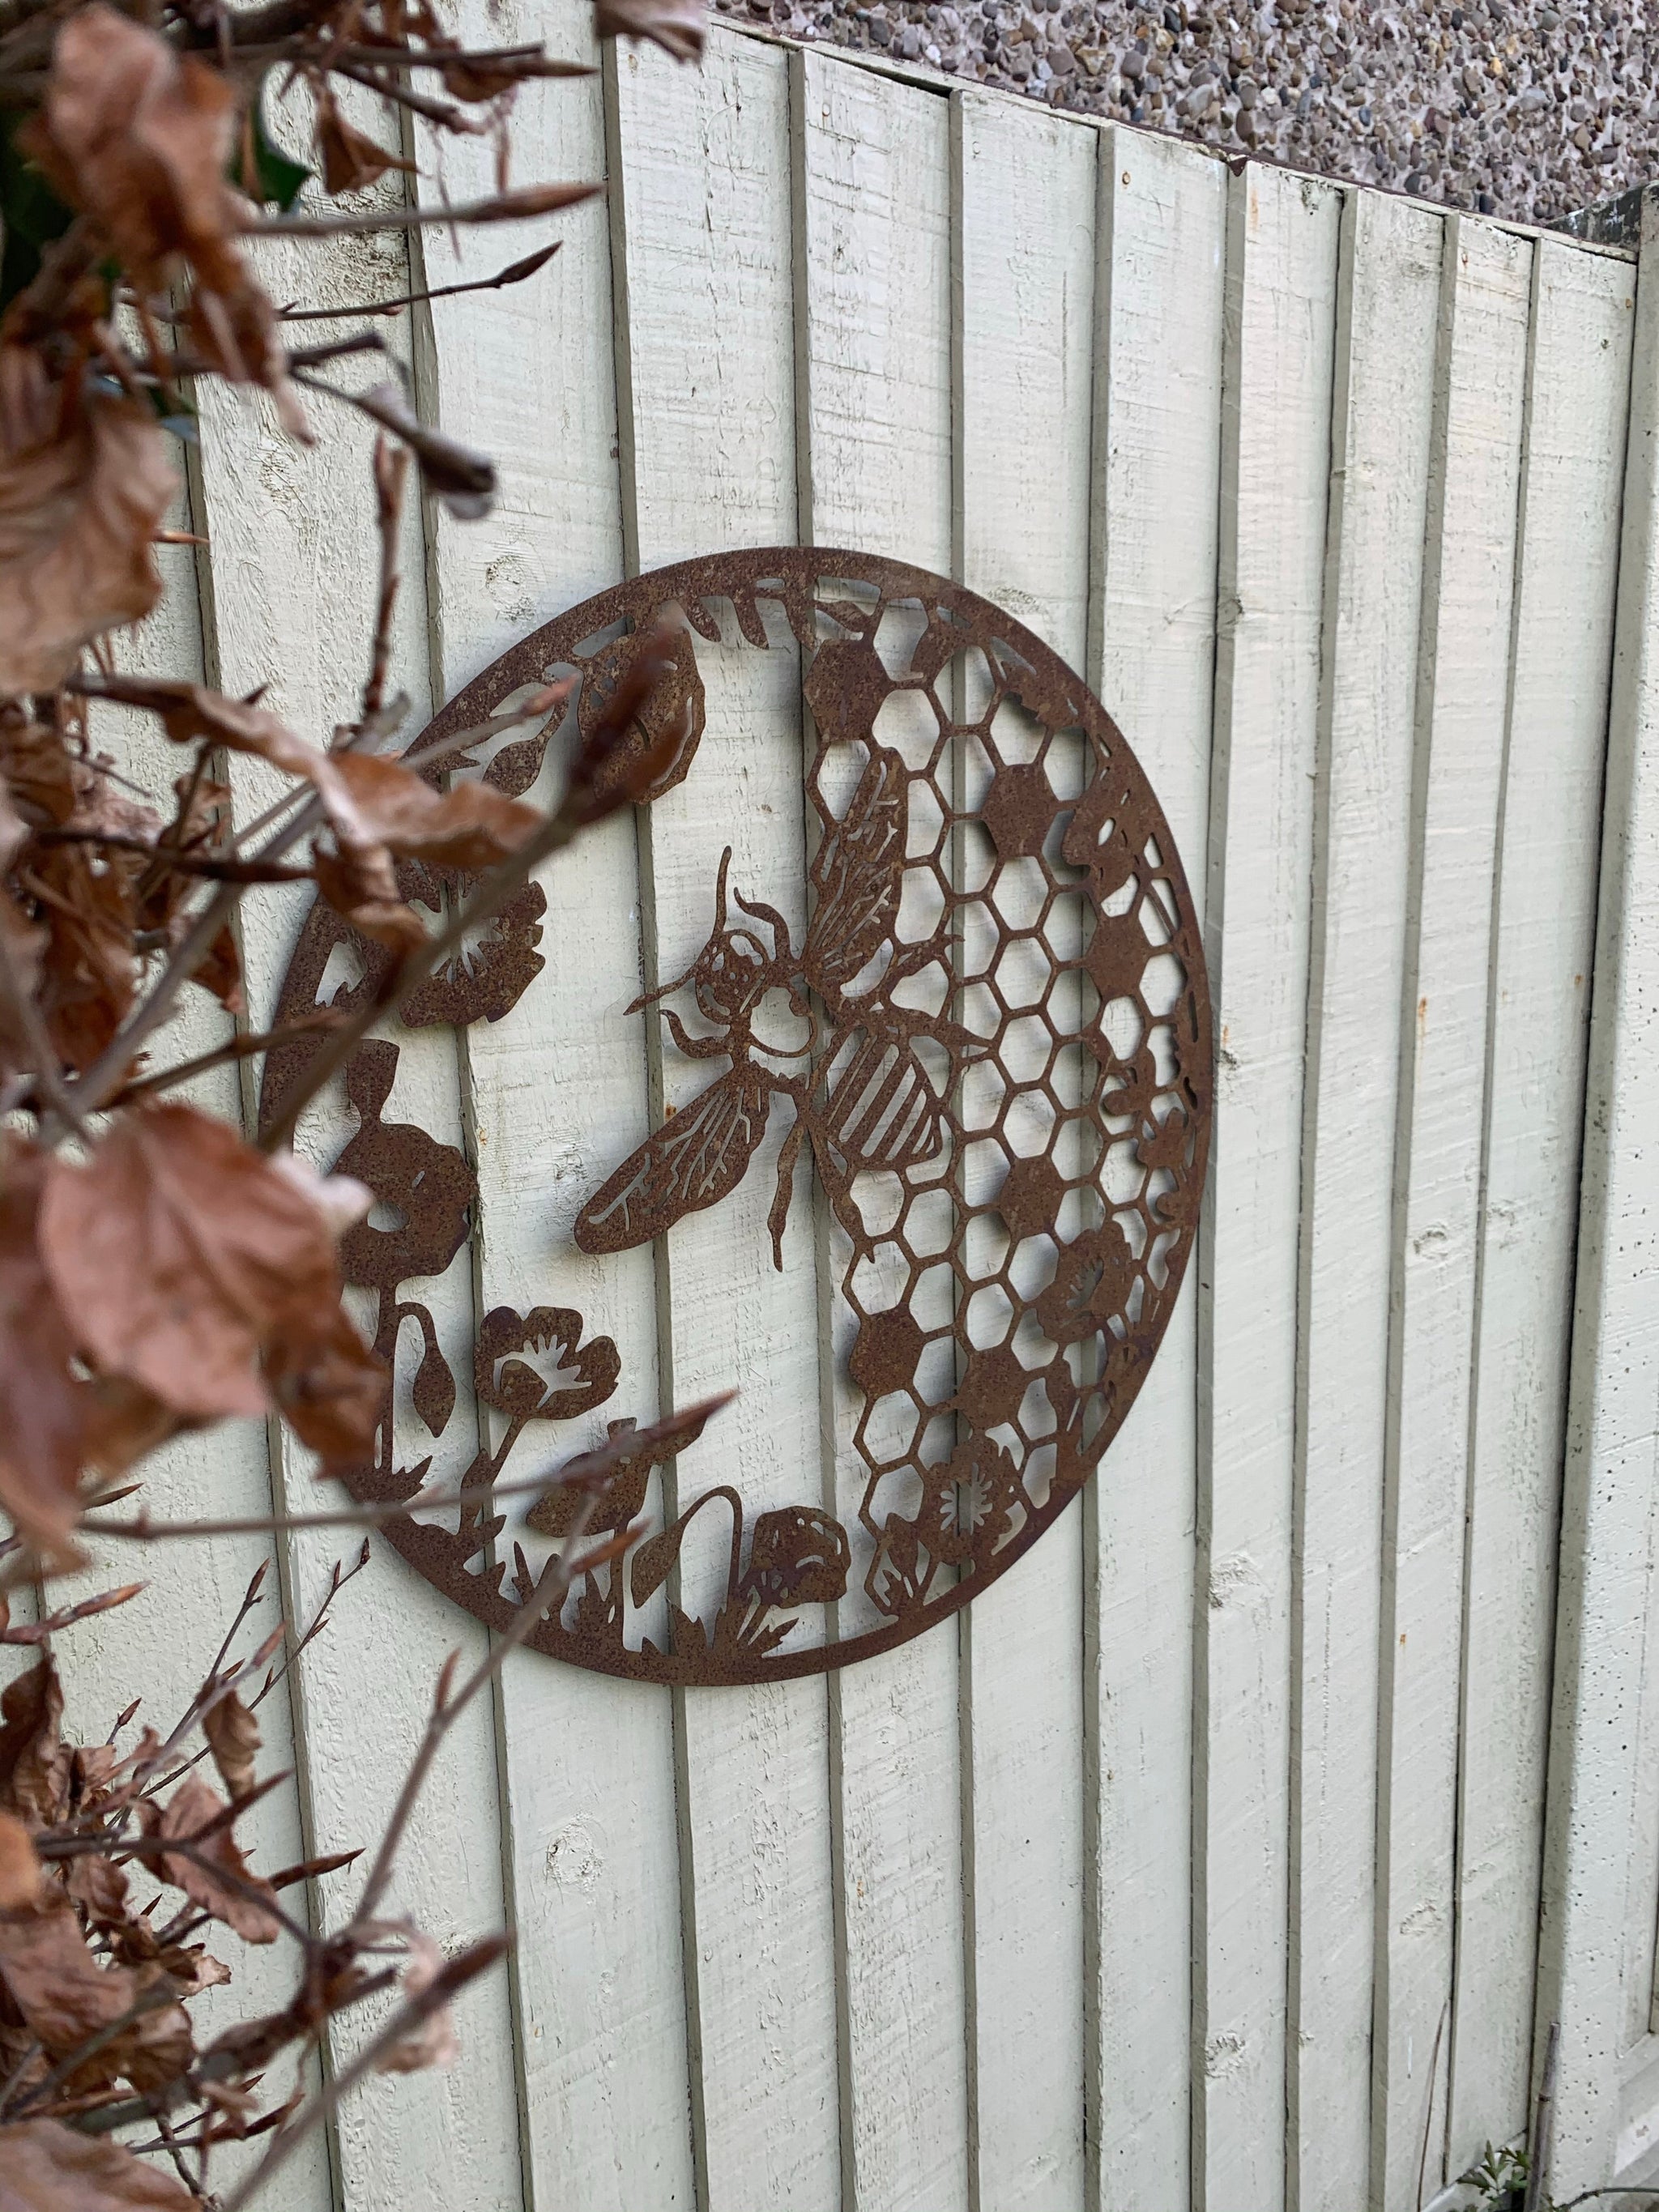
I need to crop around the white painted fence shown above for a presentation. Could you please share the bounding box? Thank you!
[35,16,1659,2208]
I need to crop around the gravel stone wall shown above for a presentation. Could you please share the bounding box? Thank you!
[717,0,1656,227]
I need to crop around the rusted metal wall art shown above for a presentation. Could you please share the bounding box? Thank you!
[261,552,1213,1686]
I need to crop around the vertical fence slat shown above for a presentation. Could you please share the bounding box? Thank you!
[1196,160,1340,2212]
[56,502,324,2200]
[609,32,842,2212]
[950,83,1095,2212]
[791,51,969,2212]
[1290,188,1443,2212]
[412,5,696,2205]
[1445,237,1633,2179]
[1082,123,1224,2212]
[191,214,521,2212]
[1538,189,1659,2199]
[1371,215,1533,2212]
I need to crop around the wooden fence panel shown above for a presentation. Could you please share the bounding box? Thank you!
[190,211,524,2211]
[1292,184,1442,2212]
[791,50,970,2212]
[57,40,1659,2211]
[1446,237,1632,2180]
[1373,215,1533,2210]
[1195,160,1339,2212]
[952,83,1095,2212]
[416,5,698,2207]
[1538,191,1659,2199]
[610,36,843,2212]
[1083,122,1224,2212]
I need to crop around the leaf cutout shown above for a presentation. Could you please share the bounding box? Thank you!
[629,1521,684,1609]
[411,1332,455,1437]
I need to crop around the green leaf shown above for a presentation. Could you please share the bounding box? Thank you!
[0,110,75,314]
[230,75,312,211]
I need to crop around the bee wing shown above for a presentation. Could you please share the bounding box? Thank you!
[807,744,908,999]
[573,1064,775,1253]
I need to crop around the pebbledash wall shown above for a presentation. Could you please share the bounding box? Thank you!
[36,11,1659,2210]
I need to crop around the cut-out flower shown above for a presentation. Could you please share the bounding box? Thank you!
[473,1306,620,1423]
[1037,1221,1137,1347]
[398,864,547,1030]
[915,1436,1023,1567]
[740,1504,851,1607]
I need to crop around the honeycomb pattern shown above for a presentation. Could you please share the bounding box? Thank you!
[267,550,1212,1687]
[795,594,1210,1632]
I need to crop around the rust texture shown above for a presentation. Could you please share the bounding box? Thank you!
[261,551,1213,1686]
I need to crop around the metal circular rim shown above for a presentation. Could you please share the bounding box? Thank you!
[262,549,1213,1686]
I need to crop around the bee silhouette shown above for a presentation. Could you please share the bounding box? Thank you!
[574,743,975,1269]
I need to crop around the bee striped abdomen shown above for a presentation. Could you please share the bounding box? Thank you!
[822,1024,945,1170]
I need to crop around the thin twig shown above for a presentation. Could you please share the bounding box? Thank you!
[1417,1997,1449,2211]
[0,1581,144,1645]
[249,181,600,236]
[1522,2020,1560,2212]
[79,1394,731,1541]
[352,1493,601,1926]
[277,241,560,320]
[214,1937,509,2212]
[332,55,488,129]
[105,1013,348,1106]
[30,827,310,884]
[362,437,407,726]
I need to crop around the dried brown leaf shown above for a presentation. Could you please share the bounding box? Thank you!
[37,1102,362,1425]
[0,1659,68,1827]
[375,1931,458,2074]
[142,1776,279,1943]
[316,94,417,196]
[354,382,495,521]
[0,1811,41,1909]
[203,1687,260,1800]
[331,752,541,869]
[0,353,175,700]
[0,1147,87,1558]
[310,842,424,954]
[0,1892,190,2093]
[0,2120,195,2211]
[159,1943,229,1997]
[0,713,75,833]
[264,1294,388,1472]
[91,676,433,952]
[63,1851,128,1932]
[28,6,302,431]
[26,841,139,1073]
[594,0,706,60]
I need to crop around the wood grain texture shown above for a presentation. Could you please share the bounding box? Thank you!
[1082,124,1224,2212]
[1289,188,1442,2212]
[1372,215,1532,2212]
[1196,160,1339,2212]
[609,32,842,2212]
[951,83,1094,2212]
[791,50,970,2212]
[1446,240,1632,2180]
[189,198,522,2212]
[1538,193,1659,2199]
[412,6,696,2208]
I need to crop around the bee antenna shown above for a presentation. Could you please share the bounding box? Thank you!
[623,846,738,1016]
